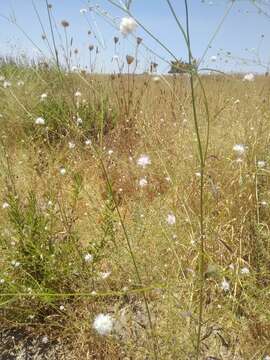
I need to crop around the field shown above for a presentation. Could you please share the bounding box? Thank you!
[0,59,269,359]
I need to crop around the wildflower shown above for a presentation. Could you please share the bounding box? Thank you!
[35,117,45,125]
[210,55,217,62]
[221,278,230,292]
[139,178,148,188]
[0,278,5,284]
[85,139,92,146]
[41,93,48,100]
[261,200,267,207]
[93,313,113,335]
[76,117,83,125]
[74,91,82,97]
[59,305,65,311]
[100,271,111,279]
[59,167,66,176]
[2,202,10,209]
[195,172,201,177]
[264,356,270,360]
[68,142,76,149]
[3,81,11,88]
[167,213,176,225]
[257,160,266,168]
[234,99,240,104]
[11,260,20,268]
[17,80,24,86]
[120,17,137,36]
[84,253,93,263]
[61,20,70,28]
[240,267,250,275]
[233,144,245,156]
[41,336,49,344]
[80,8,87,14]
[137,154,151,168]
[243,73,255,81]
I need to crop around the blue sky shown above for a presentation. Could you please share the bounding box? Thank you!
[0,0,269,73]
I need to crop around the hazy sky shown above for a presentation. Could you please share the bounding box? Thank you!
[0,0,269,73]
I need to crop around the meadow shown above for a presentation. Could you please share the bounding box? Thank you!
[0,1,270,359]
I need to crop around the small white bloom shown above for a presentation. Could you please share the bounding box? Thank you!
[17,80,24,86]
[59,167,66,176]
[59,305,65,311]
[0,278,5,284]
[76,117,83,125]
[139,178,148,188]
[74,91,82,97]
[243,73,255,82]
[2,202,10,209]
[3,81,11,88]
[35,117,45,125]
[234,99,240,104]
[240,267,250,275]
[41,336,49,344]
[264,356,270,360]
[93,313,113,335]
[257,160,266,168]
[167,213,176,225]
[41,93,48,100]
[221,278,230,292]
[100,271,111,280]
[233,144,245,155]
[71,66,78,72]
[195,172,201,178]
[84,253,93,263]
[261,200,267,207]
[137,154,151,168]
[85,139,92,146]
[108,149,113,155]
[120,17,137,36]
[68,141,76,149]
[210,55,217,62]
[80,8,87,14]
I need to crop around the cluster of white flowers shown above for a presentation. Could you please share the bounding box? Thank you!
[35,117,45,125]
[139,177,148,188]
[68,142,76,149]
[167,213,176,225]
[257,160,266,168]
[233,144,245,156]
[243,73,255,82]
[84,253,93,263]
[93,313,113,335]
[137,154,151,168]
[240,267,250,275]
[120,17,137,36]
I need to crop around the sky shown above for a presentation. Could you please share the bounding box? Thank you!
[0,0,269,73]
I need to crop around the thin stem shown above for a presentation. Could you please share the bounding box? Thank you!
[45,0,60,70]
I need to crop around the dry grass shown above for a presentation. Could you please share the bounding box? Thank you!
[0,64,270,359]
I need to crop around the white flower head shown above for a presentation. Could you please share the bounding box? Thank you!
[59,167,66,176]
[93,313,113,335]
[167,213,176,225]
[41,336,49,344]
[76,117,83,125]
[257,160,266,168]
[221,278,230,292]
[85,139,92,146]
[2,202,10,209]
[139,177,148,188]
[35,117,45,125]
[210,55,217,62]
[100,271,111,280]
[84,253,93,263]
[240,267,250,275]
[80,8,87,14]
[243,73,255,82]
[41,93,48,100]
[17,80,24,86]
[137,154,151,168]
[3,81,11,88]
[120,17,137,36]
[75,90,82,97]
[264,356,270,360]
[59,305,65,311]
[68,141,76,149]
[233,144,245,156]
